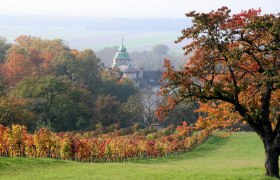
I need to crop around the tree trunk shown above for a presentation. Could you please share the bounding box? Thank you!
[265,148,279,178]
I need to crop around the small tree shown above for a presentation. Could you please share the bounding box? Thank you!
[157,7,280,177]
[0,37,11,63]
[142,92,161,127]
[94,95,122,127]
[121,94,144,127]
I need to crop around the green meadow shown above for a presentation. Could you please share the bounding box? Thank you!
[0,132,276,180]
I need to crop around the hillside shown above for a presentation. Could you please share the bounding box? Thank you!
[0,132,273,180]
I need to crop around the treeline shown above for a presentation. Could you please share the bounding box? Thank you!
[0,36,143,132]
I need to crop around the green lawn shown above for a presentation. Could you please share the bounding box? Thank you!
[0,132,276,180]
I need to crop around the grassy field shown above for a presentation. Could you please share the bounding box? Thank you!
[0,132,276,180]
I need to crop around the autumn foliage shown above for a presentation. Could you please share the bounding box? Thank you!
[0,35,141,131]
[0,124,210,162]
[2,36,64,86]
[195,101,242,130]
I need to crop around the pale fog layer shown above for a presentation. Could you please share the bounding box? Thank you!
[0,16,191,54]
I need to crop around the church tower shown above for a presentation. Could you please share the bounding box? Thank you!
[111,40,139,80]
[112,39,131,67]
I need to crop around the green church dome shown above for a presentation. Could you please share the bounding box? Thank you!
[114,51,130,60]
[118,44,127,52]
[114,40,130,60]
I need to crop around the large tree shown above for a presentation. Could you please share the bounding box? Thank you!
[157,7,280,177]
[3,35,66,86]
[13,75,93,131]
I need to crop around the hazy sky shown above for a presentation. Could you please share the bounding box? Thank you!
[0,0,279,18]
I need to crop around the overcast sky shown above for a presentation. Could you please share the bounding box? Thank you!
[0,0,279,18]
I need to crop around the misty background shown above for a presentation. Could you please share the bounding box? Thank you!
[0,15,192,69]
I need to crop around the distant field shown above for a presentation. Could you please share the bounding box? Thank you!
[0,26,184,53]
[0,16,190,53]
[0,132,275,180]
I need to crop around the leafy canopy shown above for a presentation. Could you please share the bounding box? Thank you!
[157,7,280,139]
[157,7,280,176]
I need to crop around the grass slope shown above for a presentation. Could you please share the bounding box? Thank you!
[0,132,275,180]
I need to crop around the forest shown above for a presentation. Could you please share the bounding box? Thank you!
[0,35,194,132]
[0,35,147,132]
